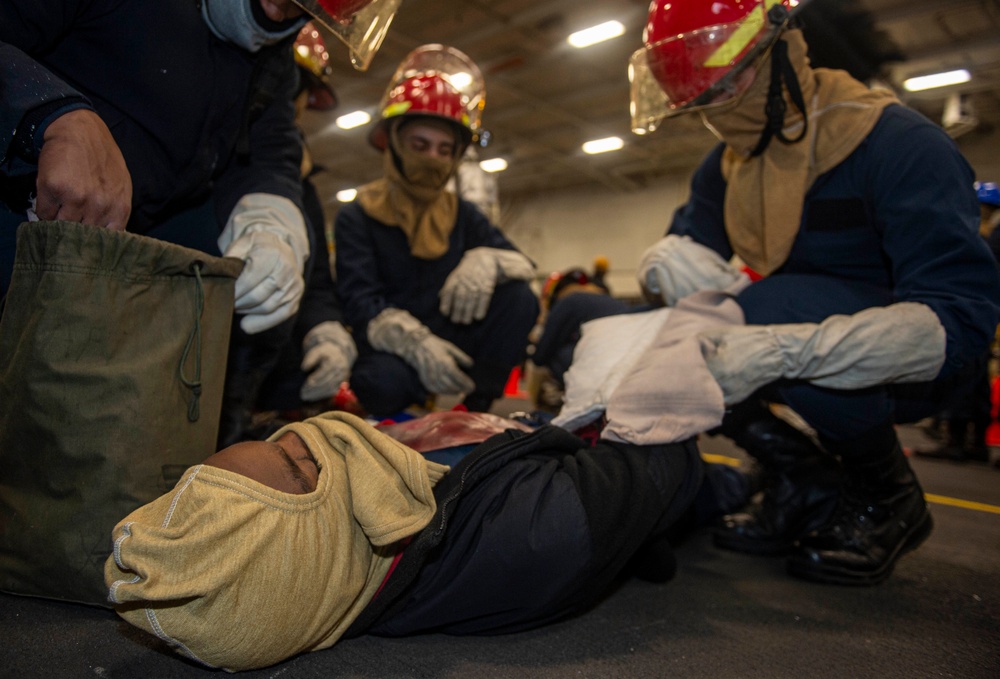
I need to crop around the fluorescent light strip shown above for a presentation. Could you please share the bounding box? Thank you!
[582,136,623,154]
[336,110,371,130]
[479,158,508,173]
[903,69,971,92]
[568,21,625,48]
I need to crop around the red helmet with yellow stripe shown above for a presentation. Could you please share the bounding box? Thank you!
[629,0,793,134]
[368,44,486,151]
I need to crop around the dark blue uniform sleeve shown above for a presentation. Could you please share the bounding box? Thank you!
[2,0,303,228]
[671,108,1000,380]
[334,202,391,334]
[0,45,93,176]
[667,143,732,259]
[0,0,96,176]
[335,200,527,337]
[212,44,304,224]
[862,109,1000,377]
[296,176,343,335]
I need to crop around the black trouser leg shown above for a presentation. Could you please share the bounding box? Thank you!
[216,317,295,449]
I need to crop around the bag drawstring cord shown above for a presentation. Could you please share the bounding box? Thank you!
[179,262,205,422]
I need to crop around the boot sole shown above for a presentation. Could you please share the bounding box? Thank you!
[785,511,934,586]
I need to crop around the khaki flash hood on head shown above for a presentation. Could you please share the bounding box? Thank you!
[702,29,900,276]
[104,411,448,672]
[356,118,461,260]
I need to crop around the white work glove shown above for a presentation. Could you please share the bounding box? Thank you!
[698,302,947,406]
[219,193,310,334]
[299,321,358,402]
[638,234,750,306]
[439,247,535,324]
[368,308,476,395]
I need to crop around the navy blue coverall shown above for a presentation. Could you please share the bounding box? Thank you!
[670,105,1000,443]
[335,200,538,417]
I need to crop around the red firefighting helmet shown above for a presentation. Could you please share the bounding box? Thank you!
[368,44,485,152]
[294,23,337,110]
[629,0,794,134]
[543,268,591,310]
[292,0,403,71]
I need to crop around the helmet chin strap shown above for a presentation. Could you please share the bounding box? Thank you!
[749,36,808,157]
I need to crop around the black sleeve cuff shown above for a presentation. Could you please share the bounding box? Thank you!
[12,96,92,163]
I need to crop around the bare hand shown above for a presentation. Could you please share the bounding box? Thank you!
[35,109,132,231]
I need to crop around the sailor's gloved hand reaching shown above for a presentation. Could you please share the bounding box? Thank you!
[439,247,535,324]
[219,193,310,335]
[638,235,749,306]
[368,307,475,395]
[299,321,358,402]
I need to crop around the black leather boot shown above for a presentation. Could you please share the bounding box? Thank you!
[787,428,933,585]
[713,403,842,555]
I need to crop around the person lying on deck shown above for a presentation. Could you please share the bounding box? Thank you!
[105,410,749,671]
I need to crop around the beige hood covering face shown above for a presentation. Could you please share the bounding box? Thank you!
[104,411,448,672]
[357,121,460,260]
[703,29,900,276]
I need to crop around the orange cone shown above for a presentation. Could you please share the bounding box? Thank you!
[504,366,526,398]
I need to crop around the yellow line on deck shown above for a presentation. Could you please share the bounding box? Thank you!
[701,453,743,467]
[925,493,1000,515]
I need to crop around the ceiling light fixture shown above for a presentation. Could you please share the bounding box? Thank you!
[479,158,508,173]
[582,136,623,154]
[336,188,358,202]
[568,21,625,48]
[335,111,371,130]
[903,69,971,92]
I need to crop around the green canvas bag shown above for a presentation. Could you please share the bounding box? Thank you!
[0,221,243,605]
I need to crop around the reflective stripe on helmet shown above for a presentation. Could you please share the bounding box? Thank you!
[705,0,782,67]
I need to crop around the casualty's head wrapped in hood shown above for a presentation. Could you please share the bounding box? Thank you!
[104,411,447,671]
